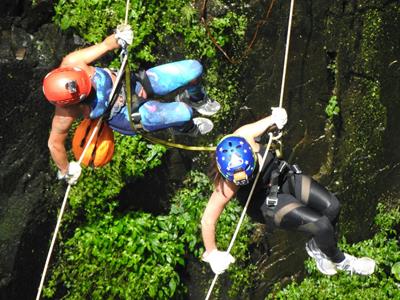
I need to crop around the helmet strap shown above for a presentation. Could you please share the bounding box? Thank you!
[233,170,248,185]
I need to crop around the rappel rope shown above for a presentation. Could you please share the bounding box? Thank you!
[35,1,131,299]
[204,0,295,299]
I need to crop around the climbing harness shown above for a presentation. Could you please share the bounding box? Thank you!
[35,2,132,300]
[264,161,302,209]
[205,0,295,299]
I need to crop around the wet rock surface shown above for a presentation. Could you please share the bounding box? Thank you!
[0,1,73,299]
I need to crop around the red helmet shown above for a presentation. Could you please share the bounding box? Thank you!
[42,67,91,106]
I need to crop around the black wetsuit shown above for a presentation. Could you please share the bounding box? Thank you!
[236,148,345,263]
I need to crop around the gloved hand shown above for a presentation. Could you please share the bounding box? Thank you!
[202,249,235,274]
[57,161,82,185]
[271,107,288,129]
[115,24,133,47]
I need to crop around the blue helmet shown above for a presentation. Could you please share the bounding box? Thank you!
[216,135,257,185]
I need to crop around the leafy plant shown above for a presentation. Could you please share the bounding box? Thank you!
[46,0,252,298]
[67,133,166,223]
[325,95,340,118]
[44,171,255,299]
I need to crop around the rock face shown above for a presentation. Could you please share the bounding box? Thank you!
[230,1,400,296]
[1,0,400,299]
[0,1,78,299]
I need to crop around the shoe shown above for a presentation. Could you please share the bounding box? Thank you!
[305,239,337,275]
[335,253,376,275]
[171,117,214,137]
[175,90,221,116]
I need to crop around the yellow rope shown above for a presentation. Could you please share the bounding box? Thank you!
[140,132,216,151]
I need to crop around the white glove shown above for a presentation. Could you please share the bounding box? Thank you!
[202,249,235,274]
[271,107,288,129]
[57,161,82,185]
[115,24,133,47]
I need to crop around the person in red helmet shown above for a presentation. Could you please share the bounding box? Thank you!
[45,25,220,185]
[45,27,130,185]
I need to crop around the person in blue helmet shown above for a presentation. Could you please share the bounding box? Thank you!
[43,25,220,185]
[201,107,376,276]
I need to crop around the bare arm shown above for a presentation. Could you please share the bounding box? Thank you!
[60,34,121,74]
[201,179,239,255]
[233,115,275,150]
[48,106,78,174]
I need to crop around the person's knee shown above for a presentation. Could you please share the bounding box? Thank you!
[324,194,341,222]
[314,216,334,237]
[300,215,334,237]
[177,102,193,121]
[182,60,203,84]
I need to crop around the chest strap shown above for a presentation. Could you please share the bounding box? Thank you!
[136,70,155,98]
[125,64,144,131]
[265,161,302,208]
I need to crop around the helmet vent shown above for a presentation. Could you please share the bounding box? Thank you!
[65,80,78,93]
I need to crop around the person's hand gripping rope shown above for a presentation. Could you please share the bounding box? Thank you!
[115,24,133,47]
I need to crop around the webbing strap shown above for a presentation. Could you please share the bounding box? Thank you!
[137,70,155,98]
[125,63,137,131]
[140,133,216,151]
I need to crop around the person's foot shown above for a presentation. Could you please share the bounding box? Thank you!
[175,90,221,116]
[305,239,337,275]
[171,117,214,137]
[335,253,376,275]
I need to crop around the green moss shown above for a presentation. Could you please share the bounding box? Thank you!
[322,4,387,236]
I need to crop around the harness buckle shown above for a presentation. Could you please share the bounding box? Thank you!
[291,164,302,174]
[266,185,279,207]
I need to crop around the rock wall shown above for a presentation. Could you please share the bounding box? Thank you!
[0,1,78,299]
[232,0,400,296]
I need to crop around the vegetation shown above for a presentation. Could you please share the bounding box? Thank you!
[325,95,339,119]
[43,171,255,299]
[44,0,253,298]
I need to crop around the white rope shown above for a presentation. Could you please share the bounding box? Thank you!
[205,0,295,298]
[35,116,103,300]
[278,0,295,108]
[35,1,131,299]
